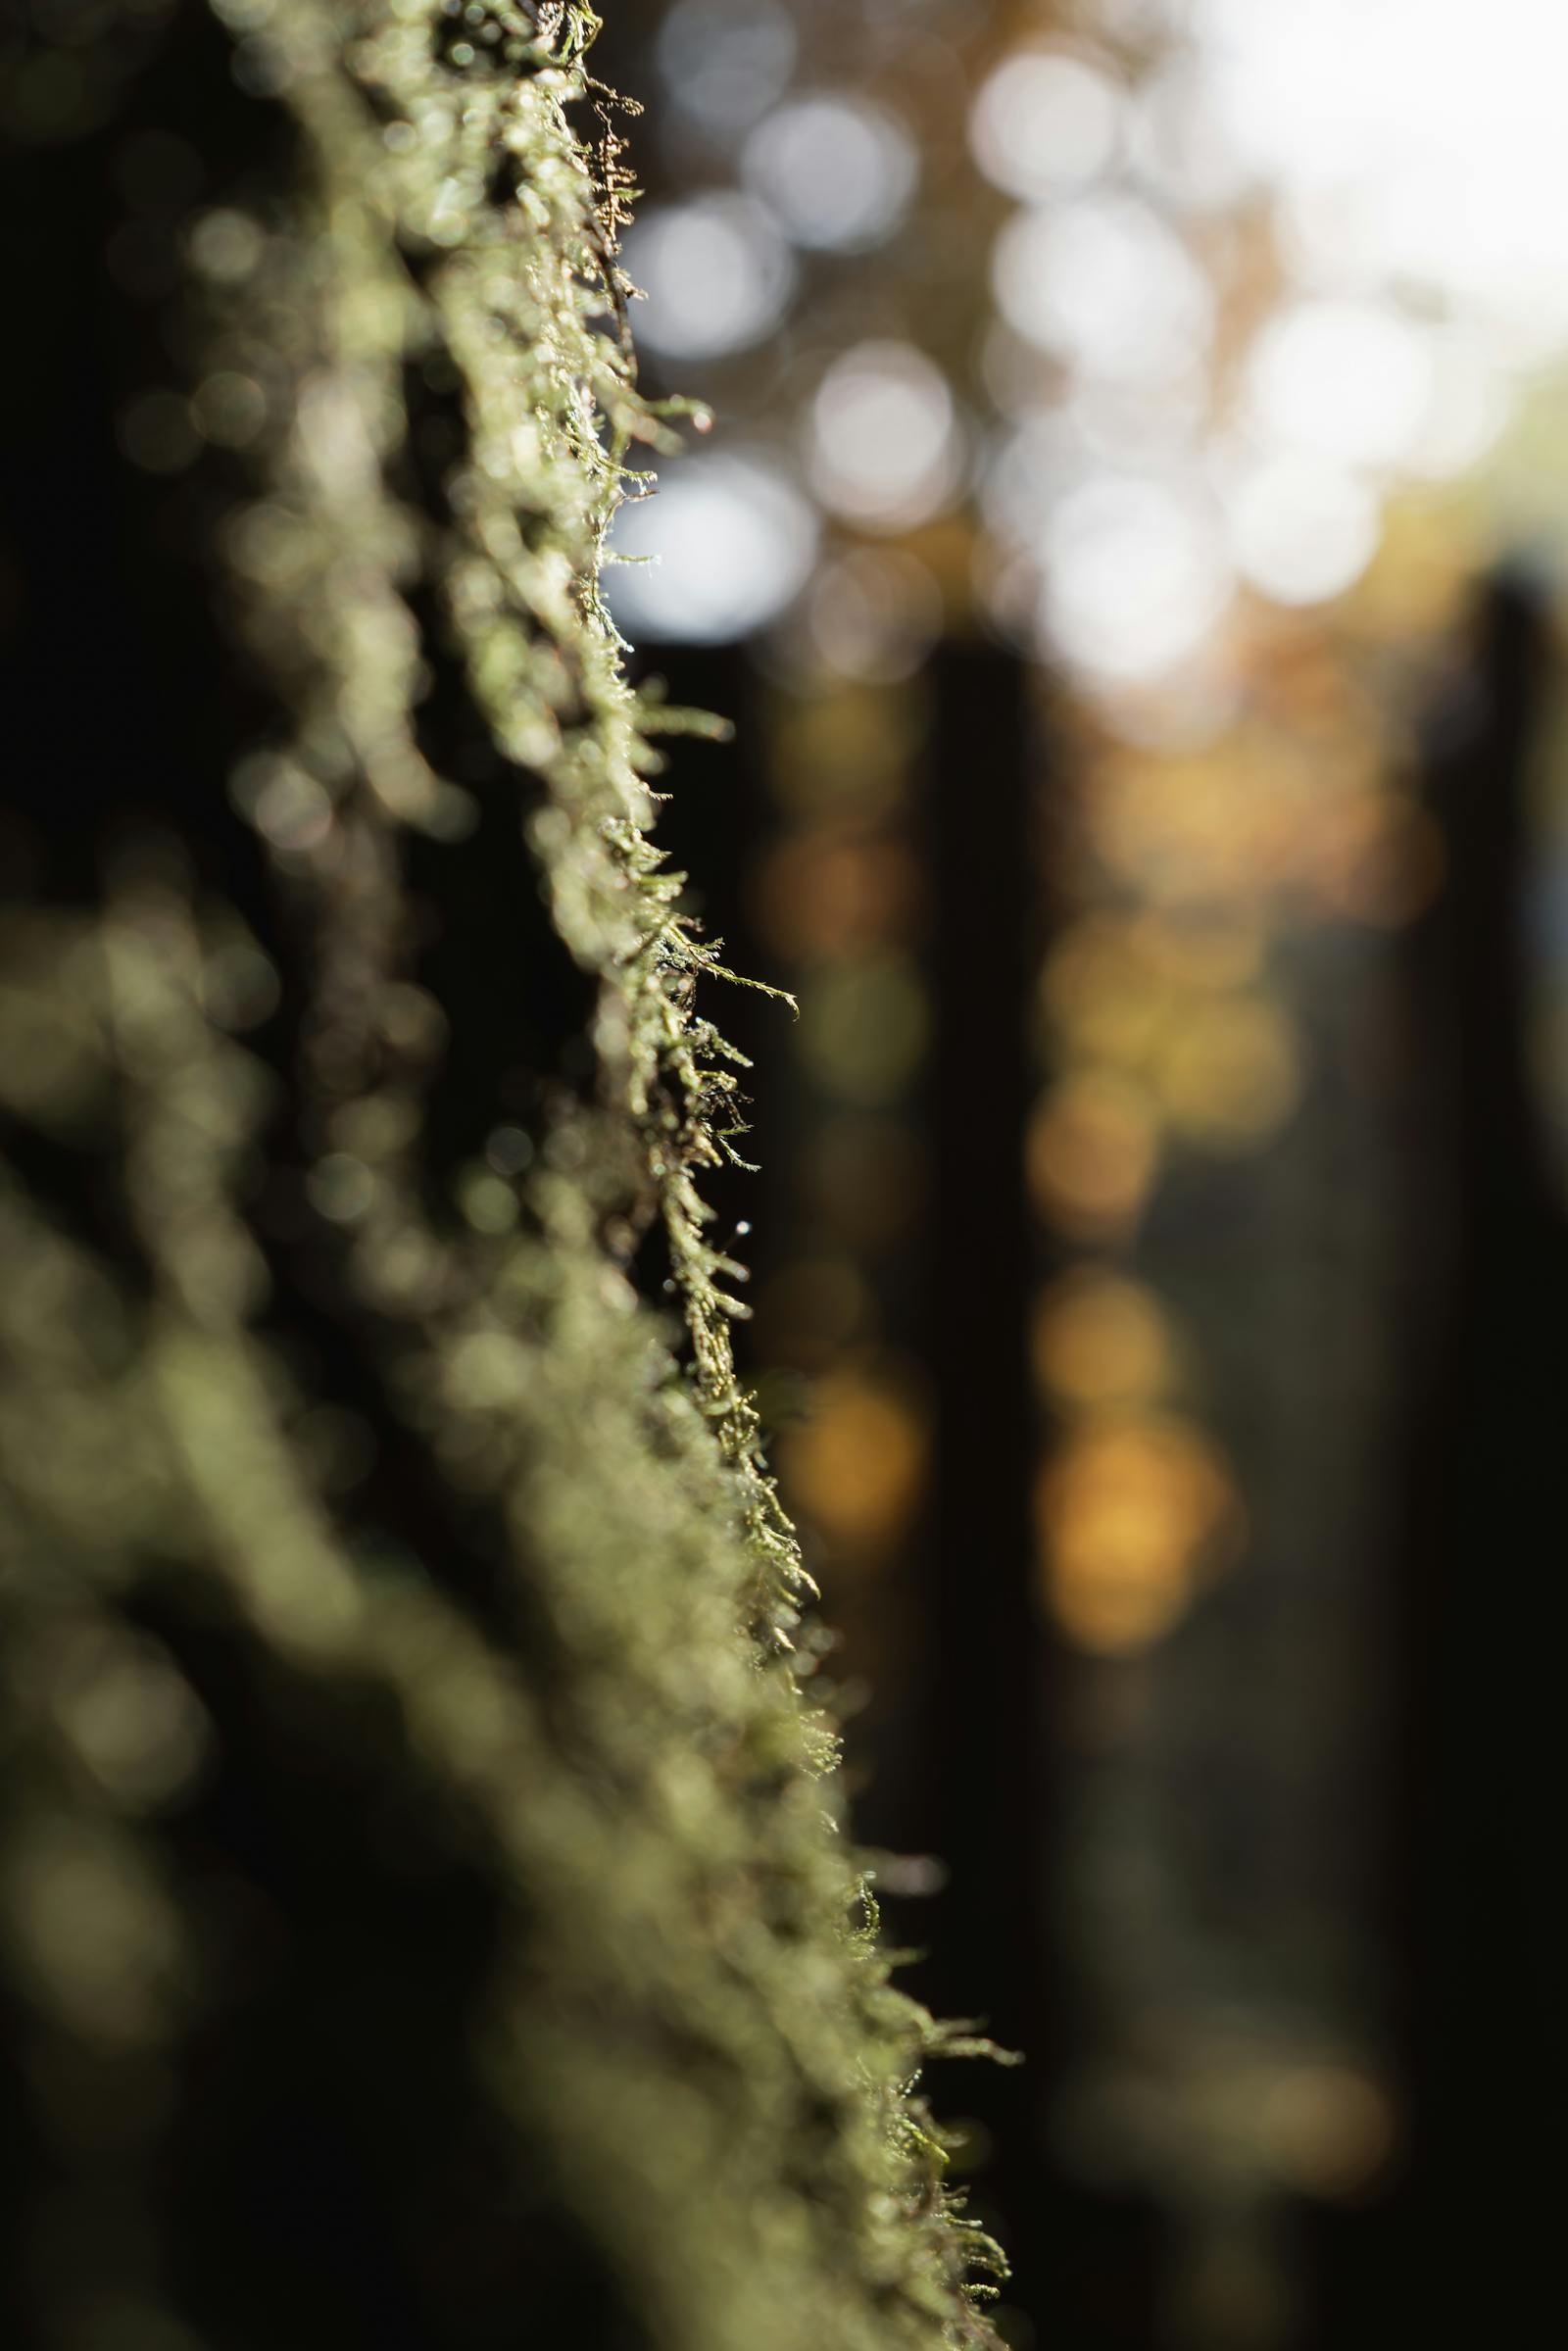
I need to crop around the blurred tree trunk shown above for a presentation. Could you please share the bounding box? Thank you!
[1373,569,1568,2342]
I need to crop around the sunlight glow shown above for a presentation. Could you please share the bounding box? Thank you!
[744,95,917,253]
[970,49,1123,203]
[607,454,818,643]
[1245,301,1436,473]
[623,196,794,363]
[808,341,960,532]
[1041,473,1232,682]
[993,193,1211,388]
[978,0,1568,681]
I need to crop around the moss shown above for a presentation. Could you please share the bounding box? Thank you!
[0,6,1008,2344]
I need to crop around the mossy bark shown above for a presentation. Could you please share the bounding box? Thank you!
[0,7,1005,2345]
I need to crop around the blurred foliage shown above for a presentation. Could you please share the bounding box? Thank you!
[0,4,1007,2344]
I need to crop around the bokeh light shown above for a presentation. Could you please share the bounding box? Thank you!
[623,194,794,362]
[1037,1411,1240,1656]
[991,192,1212,389]
[778,1363,929,1562]
[1244,300,1437,474]
[969,47,1123,203]
[608,453,818,642]
[808,340,961,532]
[656,0,798,140]
[743,94,917,253]
[1221,451,1382,608]
[1040,472,1232,682]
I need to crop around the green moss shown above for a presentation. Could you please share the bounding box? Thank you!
[0,7,1008,2344]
